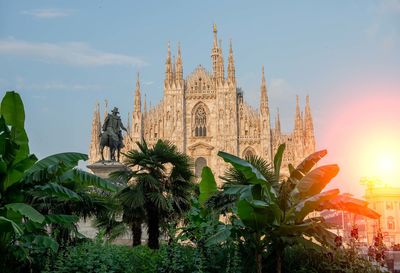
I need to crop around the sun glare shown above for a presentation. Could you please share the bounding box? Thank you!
[362,142,400,186]
[320,86,400,193]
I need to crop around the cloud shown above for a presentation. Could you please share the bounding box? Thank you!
[17,81,106,92]
[365,0,399,52]
[379,0,400,14]
[269,78,295,99]
[21,8,72,19]
[0,38,147,67]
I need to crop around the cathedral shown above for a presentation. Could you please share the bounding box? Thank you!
[89,25,316,184]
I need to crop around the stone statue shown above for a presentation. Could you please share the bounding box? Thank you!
[100,107,128,161]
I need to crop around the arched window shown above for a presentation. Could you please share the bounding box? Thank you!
[195,157,207,177]
[388,216,395,230]
[243,147,256,159]
[194,105,207,137]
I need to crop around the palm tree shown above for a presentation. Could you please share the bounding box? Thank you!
[113,139,194,249]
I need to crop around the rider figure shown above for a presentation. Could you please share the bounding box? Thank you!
[102,107,127,151]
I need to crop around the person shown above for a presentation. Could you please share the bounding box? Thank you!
[102,107,127,149]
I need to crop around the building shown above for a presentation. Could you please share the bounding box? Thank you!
[363,180,400,245]
[88,25,316,184]
[322,182,400,246]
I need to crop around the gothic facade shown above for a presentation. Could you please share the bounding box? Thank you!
[89,25,316,184]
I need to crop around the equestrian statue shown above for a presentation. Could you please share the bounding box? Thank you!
[100,107,128,162]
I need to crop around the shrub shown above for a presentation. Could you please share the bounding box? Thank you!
[47,242,162,273]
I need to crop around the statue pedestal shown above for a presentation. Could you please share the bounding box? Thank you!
[86,161,128,179]
[81,161,132,243]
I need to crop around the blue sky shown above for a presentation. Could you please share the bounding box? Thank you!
[1,0,399,194]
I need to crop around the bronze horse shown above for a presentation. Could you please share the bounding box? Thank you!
[99,131,123,162]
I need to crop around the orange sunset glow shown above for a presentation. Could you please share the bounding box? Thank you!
[320,84,400,196]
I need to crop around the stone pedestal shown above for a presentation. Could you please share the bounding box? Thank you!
[81,161,132,243]
[87,161,128,179]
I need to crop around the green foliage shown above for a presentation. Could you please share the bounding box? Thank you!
[107,139,195,249]
[48,241,198,273]
[5,203,45,223]
[198,166,217,205]
[205,144,380,273]
[277,245,386,273]
[0,91,117,273]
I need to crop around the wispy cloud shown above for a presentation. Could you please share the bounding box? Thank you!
[365,0,399,53]
[379,0,400,14]
[21,8,72,19]
[0,38,147,67]
[16,81,106,92]
[269,78,295,99]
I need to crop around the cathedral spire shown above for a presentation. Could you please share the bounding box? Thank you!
[294,95,303,132]
[304,95,315,153]
[211,23,221,80]
[260,65,269,112]
[143,93,147,114]
[213,23,218,48]
[227,39,235,83]
[89,102,102,162]
[172,55,176,83]
[218,39,224,81]
[103,99,108,122]
[275,108,281,134]
[175,42,183,83]
[165,42,173,86]
[304,95,314,132]
[126,112,131,134]
[134,72,141,113]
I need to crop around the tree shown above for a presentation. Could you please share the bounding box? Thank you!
[0,91,117,272]
[112,140,194,249]
[203,144,380,273]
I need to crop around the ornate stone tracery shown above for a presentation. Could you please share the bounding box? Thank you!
[194,104,207,137]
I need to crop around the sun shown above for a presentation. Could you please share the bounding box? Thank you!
[319,87,400,194]
[377,154,395,174]
[359,137,400,187]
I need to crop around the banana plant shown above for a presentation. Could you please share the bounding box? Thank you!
[0,91,118,272]
[202,144,380,273]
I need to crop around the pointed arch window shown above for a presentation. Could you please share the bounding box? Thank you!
[194,105,207,137]
[388,216,395,230]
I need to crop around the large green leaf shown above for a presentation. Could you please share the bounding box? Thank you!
[295,164,339,199]
[61,169,118,192]
[319,194,380,219]
[273,143,285,181]
[293,189,340,222]
[0,91,25,129]
[5,203,45,223]
[199,166,217,205]
[25,152,88,178]
[0,216,23,235]
[290,150,328,181]
[32,235,59,253]
[218,151,276,200]
[4,154,37,190]
[305,224,337,248]
[33,182,81,201]
[237,199,280,231]
[45,214,79,225]
[11,126,30,162]
[205,225,231,246]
